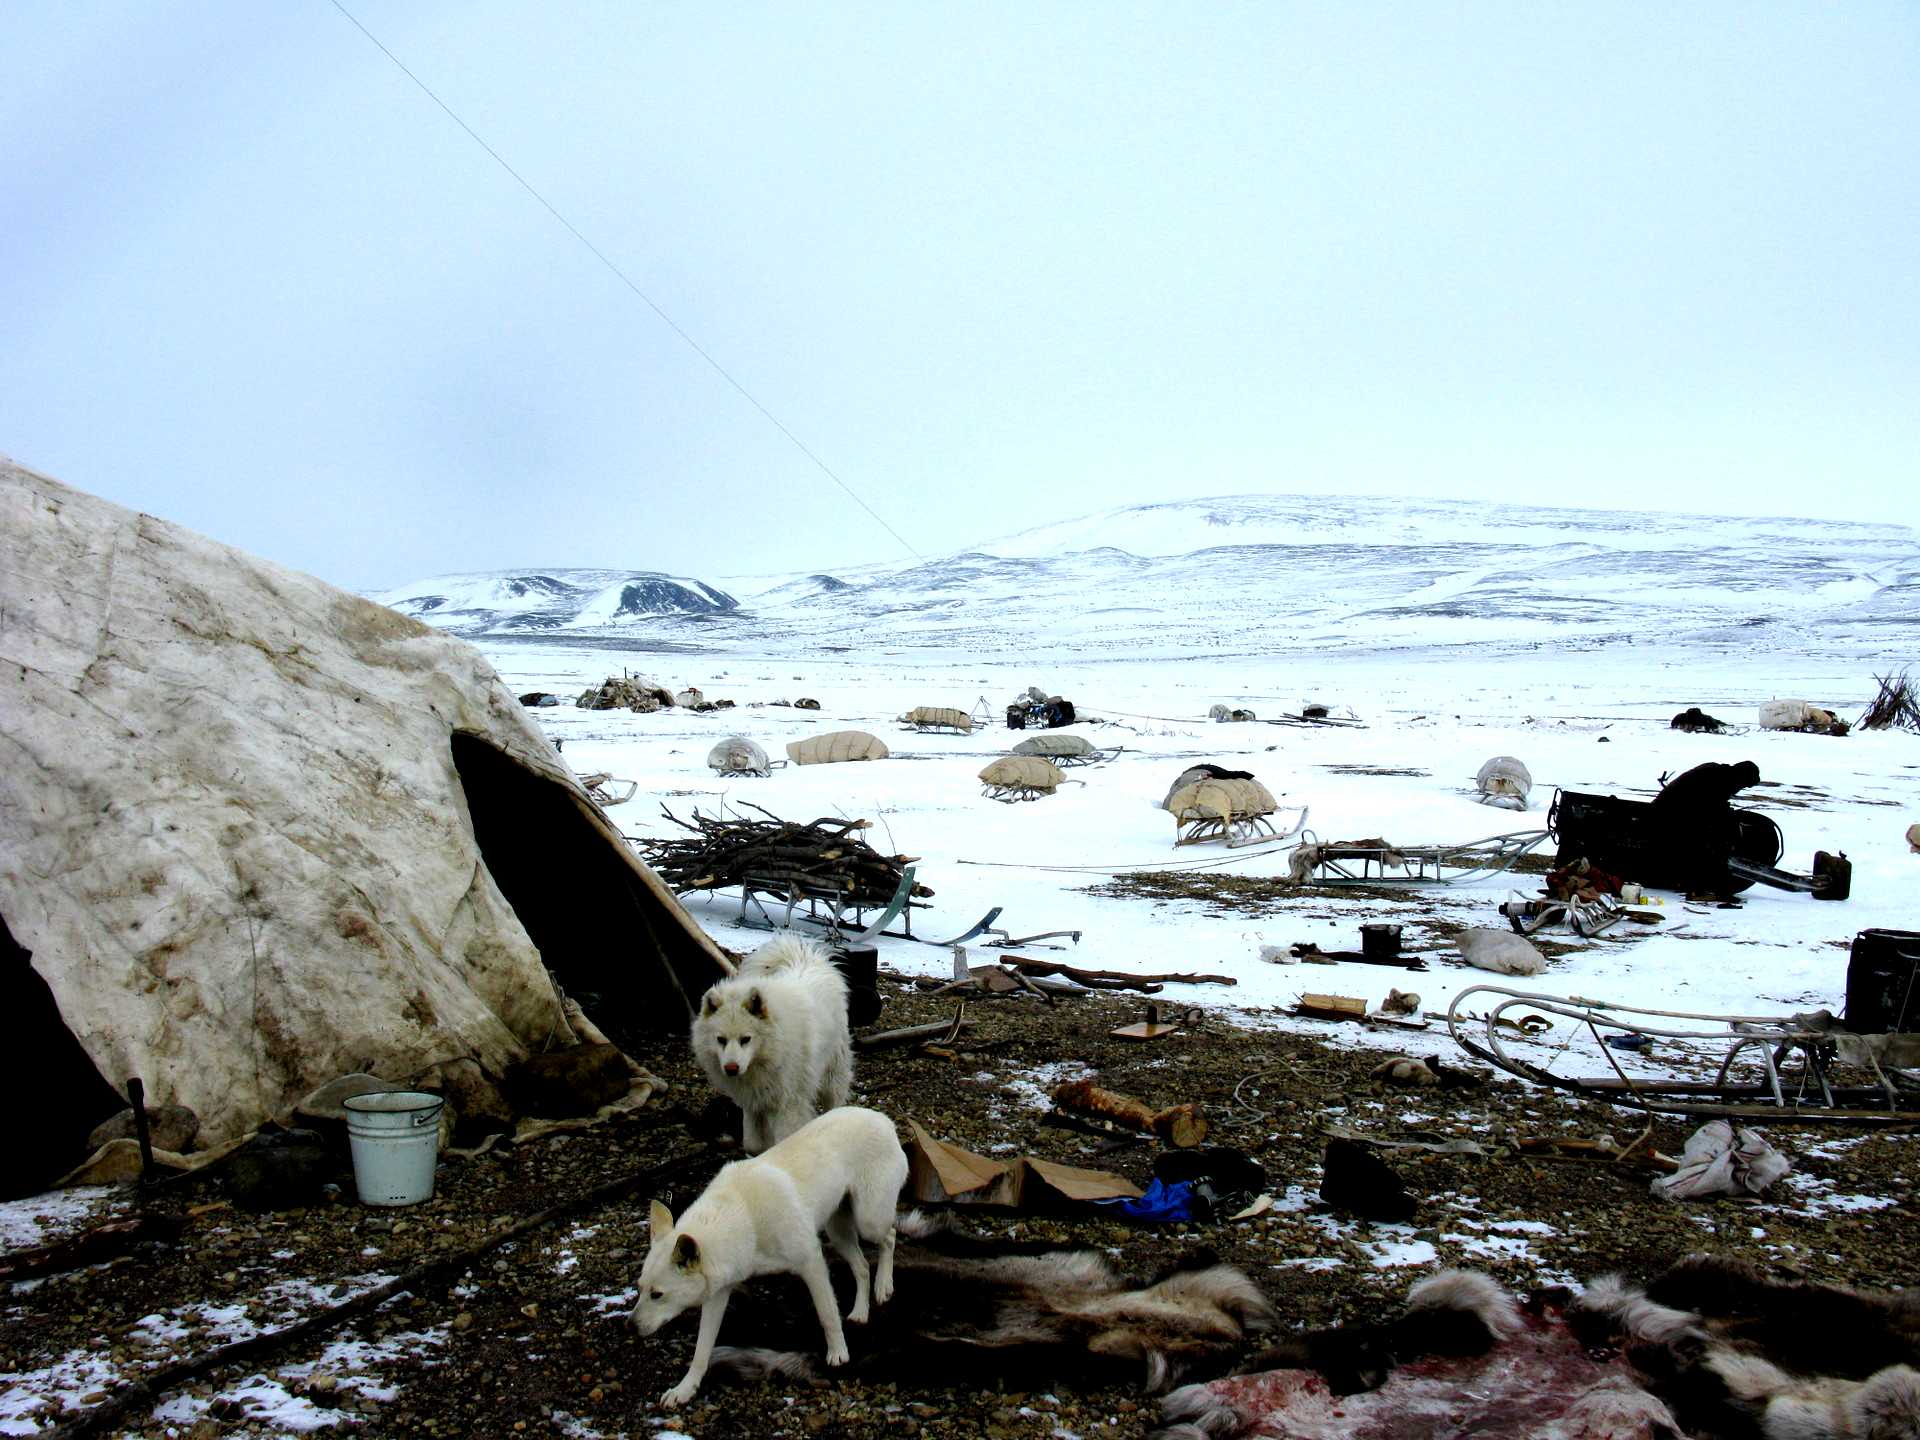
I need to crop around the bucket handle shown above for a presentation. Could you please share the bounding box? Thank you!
[412,1109,440,1127]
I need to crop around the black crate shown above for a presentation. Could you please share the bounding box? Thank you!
[1842,930,1920,1034]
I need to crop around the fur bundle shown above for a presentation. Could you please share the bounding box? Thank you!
[706,1212,1273,1394]
[692,934,851,1152]
[1156,1257,1920,1440]
[1572,1256,1920,1439]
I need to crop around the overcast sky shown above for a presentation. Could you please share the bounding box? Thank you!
[3,4,1915,591]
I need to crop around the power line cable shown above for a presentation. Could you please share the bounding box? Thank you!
[325,0,922,560]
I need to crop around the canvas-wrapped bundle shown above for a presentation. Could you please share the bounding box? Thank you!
[708,737,772,776]
[786,730,890,765]
[903,706,973,733]
[979,755,1066,800]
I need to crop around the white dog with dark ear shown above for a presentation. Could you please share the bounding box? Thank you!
[692,933,851,1152]
[632,1106,907,1407]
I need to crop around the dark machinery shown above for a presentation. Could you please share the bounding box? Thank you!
[1548,776,1850,900]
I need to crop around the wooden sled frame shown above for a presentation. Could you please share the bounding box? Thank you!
[1447,984,1920,1126]
[1176,804,1310,850]
[1292,828,1550,886]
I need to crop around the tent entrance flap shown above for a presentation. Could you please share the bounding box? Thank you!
[449,733,705,1032]
[3,912,128,1199]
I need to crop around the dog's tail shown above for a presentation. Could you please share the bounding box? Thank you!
[709,1346,820,1383]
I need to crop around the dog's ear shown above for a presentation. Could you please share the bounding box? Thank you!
[701,991,720,1016]
[673,1233,702,1271]
[746,988,767,1018]
[649,1200,674,1241]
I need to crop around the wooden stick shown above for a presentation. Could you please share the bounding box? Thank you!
[1003,958,1236,988]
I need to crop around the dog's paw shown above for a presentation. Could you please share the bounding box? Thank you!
[848,1302,870,1325]
[875,1278,894,1305]
[825,1341,850,1367]
[660,1379,699,1408]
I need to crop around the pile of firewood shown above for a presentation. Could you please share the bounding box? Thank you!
[1859,670,1920,732]
[638,803,931,910]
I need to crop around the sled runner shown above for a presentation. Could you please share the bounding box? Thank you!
[1447,984,1920,1125]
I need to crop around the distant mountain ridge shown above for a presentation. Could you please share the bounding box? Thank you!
[374,495,1920,659]
[373,568,737,637]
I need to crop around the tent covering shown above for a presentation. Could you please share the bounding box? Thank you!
[0,461,728,1190]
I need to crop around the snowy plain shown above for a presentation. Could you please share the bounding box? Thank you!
[495,648,1915,1075]
[470,494,1919,1111]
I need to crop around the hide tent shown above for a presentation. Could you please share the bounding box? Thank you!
[0,461,730,1195]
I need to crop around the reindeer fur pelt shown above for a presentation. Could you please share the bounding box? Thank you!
[1155,1256,1920,1440]
[706,1212,1273,1393]
[1570,1255,1920,1439]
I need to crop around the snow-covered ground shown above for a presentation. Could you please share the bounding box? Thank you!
[494,637,1918,1092]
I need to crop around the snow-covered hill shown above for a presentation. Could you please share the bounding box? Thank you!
[373,568,737,637]
[376,496,1920,660]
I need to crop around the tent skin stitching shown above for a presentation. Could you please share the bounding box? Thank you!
[0,460,732,1193]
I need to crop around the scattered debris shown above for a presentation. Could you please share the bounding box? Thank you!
[854,1002,970,1051]
[904,1121,1140,1208]
[578,771,636,807]
[1111,1001,1206,1040]
[793,697,821,709]
[1370,1055,1439,1087]
[1650,1119,1791,1200]
[1456,928,1548,976]
[1285,940,1427,972]
[575,675,675,712]
[1050,1079,1208,1148]
[1005,688,1076,730]
[1381,987,1421,1015]
[1318,1137,1415,1221]
[1293,993,1369,1021]
[1003,957,1235,990]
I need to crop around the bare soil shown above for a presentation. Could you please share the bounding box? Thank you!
[8,976,1918,1439]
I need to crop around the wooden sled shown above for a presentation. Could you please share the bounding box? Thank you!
[1292,829,1551,886]
[1447,984,1920,1126]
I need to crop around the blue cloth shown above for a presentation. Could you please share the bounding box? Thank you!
[1094,1177,1195,1222]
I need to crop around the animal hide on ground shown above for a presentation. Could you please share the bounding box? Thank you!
[705,1212,1272,1394]
[1158,1269,1678,1439]
[1154,1256,1920,1440]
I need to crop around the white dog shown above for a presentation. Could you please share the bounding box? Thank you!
[632,1105,908,1407]
[692,933,851,1152]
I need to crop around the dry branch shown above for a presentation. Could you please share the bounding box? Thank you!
[1859,670,1920,732]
